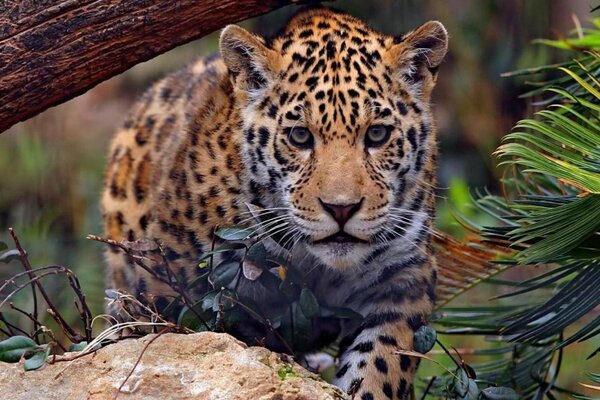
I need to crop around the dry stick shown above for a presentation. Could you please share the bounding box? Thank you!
[0,311,29,337]
[156,244,213,330]
[87,235,211,330]
[8,302,44,338]
[66,274,93,342]
[113,330,168,400]
[0,265,69,295]
[0,261,82,342]
[0,270,68,309]
[419,376,437,400]
[8,228,40,343]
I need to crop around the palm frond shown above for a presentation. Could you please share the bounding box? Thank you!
[429,17,600,399]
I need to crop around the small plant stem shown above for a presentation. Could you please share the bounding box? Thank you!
[8,228,40,343]
[419,376,436,400]
[8,302,42,333]
[88,234,211,331]
[0,311,30,337]
[435,338,461,369]
[9,228,83,342]
[66,273,93,342]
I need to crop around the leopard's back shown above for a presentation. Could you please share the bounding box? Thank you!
[101,56,242,296]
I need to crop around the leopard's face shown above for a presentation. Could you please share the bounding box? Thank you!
[221,9,448,269]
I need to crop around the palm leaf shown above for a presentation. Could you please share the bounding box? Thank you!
[427,17,600,399]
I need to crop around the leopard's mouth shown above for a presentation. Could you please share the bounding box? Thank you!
[312,231,369,245]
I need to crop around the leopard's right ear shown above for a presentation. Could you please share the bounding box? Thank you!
[220,25,281,93]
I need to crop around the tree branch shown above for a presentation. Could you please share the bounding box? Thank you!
[0,0,322,134]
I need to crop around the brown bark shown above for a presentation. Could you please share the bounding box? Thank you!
[0,0,319,134]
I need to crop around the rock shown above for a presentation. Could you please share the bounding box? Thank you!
[0,332,348,400]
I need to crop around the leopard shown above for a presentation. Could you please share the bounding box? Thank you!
[101,7,448,399]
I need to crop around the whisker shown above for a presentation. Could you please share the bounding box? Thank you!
[246,215,295,236]
[254,222,289,240]
[383,224,428,256]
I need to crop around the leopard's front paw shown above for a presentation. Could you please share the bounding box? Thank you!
[333,351,414,399]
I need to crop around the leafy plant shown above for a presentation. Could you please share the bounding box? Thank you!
[429,17,600,399]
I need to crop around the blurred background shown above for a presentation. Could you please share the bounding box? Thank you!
[0,0,598,395]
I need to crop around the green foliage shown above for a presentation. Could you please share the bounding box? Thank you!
[0,335,49,371]
[430,17,600,399]
[171,225,362,355]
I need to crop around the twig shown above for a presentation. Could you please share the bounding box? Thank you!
[0,270,68,309]
[0,268,84,343]
[0,265,71,294]
[66,273,93,342]
[0,311,29,337]
[8,302,42,334]
[87,234,211,330]
[8,228,39,343]
[435,339,461,369]
[419,376,436,400]
[113,330,168,400]
[9,228,83,342]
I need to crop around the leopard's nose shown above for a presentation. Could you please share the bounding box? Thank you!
[319,198,364,227]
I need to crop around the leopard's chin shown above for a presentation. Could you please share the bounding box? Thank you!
[306,240,371,269]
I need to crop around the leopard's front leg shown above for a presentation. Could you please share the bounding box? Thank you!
[333,264,435,400]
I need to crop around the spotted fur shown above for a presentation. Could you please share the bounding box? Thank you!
[102,8,448,399]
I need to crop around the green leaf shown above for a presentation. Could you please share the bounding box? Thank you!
[177,295,215,332]
[209,261,239,288]
[0,336,38,363]
[245,243,268,265]
[258,269,284,293]
[462,379,480,399]
[299,288,319,319]
[187,270,209,290]
[0,241,7,251]
[454,368,470,398]
[24,346,50,371]
[0,249,20,264]
[200,291,217,312]
[215,226,253,241]
[198,242,246,261]
[293,303,313,351]
[413,325,436,354]
[480,387,520,400]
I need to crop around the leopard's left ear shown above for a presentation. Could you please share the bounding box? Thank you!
[220,25,282,93]
[389,21,449,84]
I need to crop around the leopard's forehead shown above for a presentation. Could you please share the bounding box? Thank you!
[273,8,385,42]
[266,9,413,141]
[271,8,396,84]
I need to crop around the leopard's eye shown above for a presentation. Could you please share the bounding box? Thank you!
[365,125,393,148]
[287,127,314,149]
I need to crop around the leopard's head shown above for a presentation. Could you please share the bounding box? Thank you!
[220,8,448,269]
